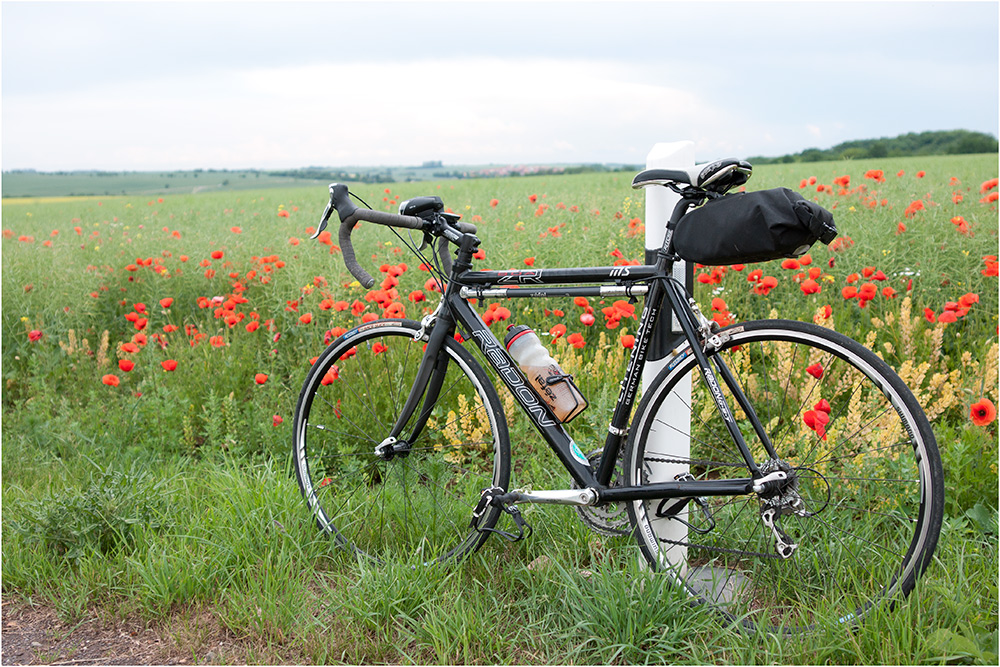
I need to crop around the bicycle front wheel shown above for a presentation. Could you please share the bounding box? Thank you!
[293,319,510,564]
[625,319,943,632]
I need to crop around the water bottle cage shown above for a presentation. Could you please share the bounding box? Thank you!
[544,373,575,386]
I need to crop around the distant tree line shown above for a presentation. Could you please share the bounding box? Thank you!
[749,130,998,164]
[266,164,642,183]
[267,167,395,184]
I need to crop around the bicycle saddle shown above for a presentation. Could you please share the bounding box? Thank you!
[632,158,752,192]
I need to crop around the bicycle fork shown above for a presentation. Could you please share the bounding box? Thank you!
[378,310,455,458]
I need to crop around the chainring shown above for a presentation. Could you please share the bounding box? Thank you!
[571,448,632,536]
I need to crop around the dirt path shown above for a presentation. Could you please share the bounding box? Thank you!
[1,599,240,666]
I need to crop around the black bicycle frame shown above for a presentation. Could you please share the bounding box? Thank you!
[403,196,769,505]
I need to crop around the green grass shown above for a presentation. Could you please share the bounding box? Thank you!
[2,154,997,663]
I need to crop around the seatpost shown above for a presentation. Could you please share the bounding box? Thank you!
[643,195,699,361]
[660,195,700,258]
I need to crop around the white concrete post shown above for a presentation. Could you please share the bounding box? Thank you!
[642,141,694,575]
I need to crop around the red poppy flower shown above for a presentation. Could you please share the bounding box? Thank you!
[161,359,178,372]
[970,398,997,426]
[753,276,778,295]
[580,313,595,326]
[211,250,224,260]
[372,342,388,355]
[28,329,43,342]
[101,374,120,387]
[958,293,980,308]
[567,333,585,349]
[803,409,829,440]
[160,297,173,309]
[118,359,135,372]
[321,366,340,385]
[299,313,313,325]
[524,257,535,266]
[621,334,635,349]
[361,313,378,323]
[806,363,824,379]
[800,279,821,295]
[384,302,406,319]
[937,311,958,323]
[490,198,499,207]
[904,200,925,218]
[473,249,485,260]
[255,373,268,385]
[210,336,226,348]
[573,296,589,308]
[272,415,283,426]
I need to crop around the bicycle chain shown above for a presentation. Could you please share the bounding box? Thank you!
[642,454,747,469]
[641,455,782,560]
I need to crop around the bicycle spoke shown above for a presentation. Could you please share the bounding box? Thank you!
[626,321,942,633]
[294,323,509,565]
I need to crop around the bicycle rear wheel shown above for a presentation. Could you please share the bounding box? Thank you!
[293,319,510,564]
[624,319,943,632]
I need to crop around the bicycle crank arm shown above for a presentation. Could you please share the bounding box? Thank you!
[495,488,599,506]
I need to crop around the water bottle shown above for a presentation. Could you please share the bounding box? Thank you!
[504,324,588,423]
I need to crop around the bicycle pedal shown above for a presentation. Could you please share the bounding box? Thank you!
[470,485,505,529]
[470,486,532,542]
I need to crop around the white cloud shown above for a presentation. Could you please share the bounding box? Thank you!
[4,58,741,170]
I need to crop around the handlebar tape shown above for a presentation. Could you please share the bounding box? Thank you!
[329,183,423,288]
[326,183,478,288]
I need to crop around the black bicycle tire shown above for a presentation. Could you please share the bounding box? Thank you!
[292,318,511,564]
[624,318,944,632]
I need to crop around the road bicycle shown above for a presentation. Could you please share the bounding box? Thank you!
[292,159,943,633]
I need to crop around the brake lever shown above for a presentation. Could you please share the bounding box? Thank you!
[419,230,433,252]
[311,199,335,240]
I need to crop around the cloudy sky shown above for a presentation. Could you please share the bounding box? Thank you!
[3,1,997,171]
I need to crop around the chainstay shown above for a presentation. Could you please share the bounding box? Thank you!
[643,456,780,559]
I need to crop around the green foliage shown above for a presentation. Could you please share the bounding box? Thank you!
[751,129,998,164]
[6,462,175,562]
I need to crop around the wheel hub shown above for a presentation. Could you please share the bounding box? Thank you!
[374,436,411,460]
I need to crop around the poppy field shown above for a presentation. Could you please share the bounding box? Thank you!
[2,154,998,664]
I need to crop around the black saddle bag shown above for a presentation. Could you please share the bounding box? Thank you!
[672,187,837,266]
